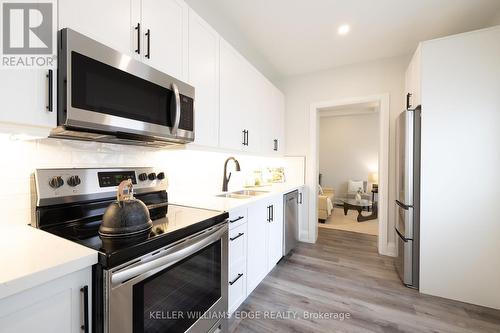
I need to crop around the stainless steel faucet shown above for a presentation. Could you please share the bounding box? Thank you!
[222,157,241,192]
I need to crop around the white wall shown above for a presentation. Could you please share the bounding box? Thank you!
[419,26,500,309]
[319,113,379,193]
[281,55,407,245]
[0,138,287,227]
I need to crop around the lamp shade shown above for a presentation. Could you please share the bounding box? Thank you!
[368,172,378,183]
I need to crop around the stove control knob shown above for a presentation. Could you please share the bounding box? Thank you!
[148,173,157,180]
[67,175,81,187]
[49,176,64,189]
[138,173,148,181]
[157,172,165,180]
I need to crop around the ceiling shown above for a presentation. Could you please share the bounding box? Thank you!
[186,0,500,78]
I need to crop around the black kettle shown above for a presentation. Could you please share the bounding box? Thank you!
[99,179,153,238]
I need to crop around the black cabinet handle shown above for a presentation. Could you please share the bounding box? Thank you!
[406,92,412,109]
[229,273,243,286]
[270,205,274,222]
[242,130,246,146]
[46,69,53,112]
[230,232,244,241]
[80,286,89,333]
[273,139,278,151]
[134,23,141,54]
[266,205,270,222]
[230,216,244,224]
[299,192,303,204]
[145,29,151,59]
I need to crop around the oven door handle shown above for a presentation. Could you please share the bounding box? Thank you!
[111,223,227,285]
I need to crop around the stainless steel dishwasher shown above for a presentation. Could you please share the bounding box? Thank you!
[283,190,299,256]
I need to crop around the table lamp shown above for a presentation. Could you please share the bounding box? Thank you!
[368,172,378,190]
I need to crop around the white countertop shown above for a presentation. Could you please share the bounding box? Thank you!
[169,182,305,212]
[0,225,98,300]
[0,183,303,300]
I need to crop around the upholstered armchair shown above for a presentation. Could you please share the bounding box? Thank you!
[318,187,335,221]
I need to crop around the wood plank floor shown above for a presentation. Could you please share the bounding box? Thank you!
[228,228,500,333]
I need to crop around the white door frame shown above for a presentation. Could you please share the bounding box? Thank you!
[307,93,393,256]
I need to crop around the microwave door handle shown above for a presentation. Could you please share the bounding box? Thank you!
[111,223,227,286]
[171,83,181,136]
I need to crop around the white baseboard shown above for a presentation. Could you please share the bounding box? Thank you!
[379,241,396,257]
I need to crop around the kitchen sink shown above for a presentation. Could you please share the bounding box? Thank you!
[216,190,269,199]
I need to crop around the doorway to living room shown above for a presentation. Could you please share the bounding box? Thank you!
[307,94,391,256]
[317,102,380,236]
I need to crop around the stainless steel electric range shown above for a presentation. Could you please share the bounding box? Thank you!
[31,167,229,333]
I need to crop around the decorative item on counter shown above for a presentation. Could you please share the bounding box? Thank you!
[253,170,263,186]
[267,167,285,183]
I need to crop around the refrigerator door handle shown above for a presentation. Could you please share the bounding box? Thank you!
[395,227,412,242]
[396,200,412,210]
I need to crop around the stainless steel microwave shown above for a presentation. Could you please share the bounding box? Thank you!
[53,28,195,147]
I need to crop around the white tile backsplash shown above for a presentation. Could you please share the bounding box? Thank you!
[0,136,289,226]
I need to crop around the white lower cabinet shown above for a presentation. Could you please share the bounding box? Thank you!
[0,267,92,333]
[298,185,308,241]
[267,194,284,272]
[245,199,270,296]
[246,194,284,296]
[228,222,247,314]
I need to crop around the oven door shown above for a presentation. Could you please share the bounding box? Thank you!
[106,223,228,333]
[59,28,195,142]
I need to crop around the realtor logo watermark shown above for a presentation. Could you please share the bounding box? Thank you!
[1,0,56,68]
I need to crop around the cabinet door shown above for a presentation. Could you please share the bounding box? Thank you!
[272,87,286,154]
[246,200,269,295]
[298,186,308,241]
[219,39,248,151]
[0,268,91,333]
[0,69,56,134]
[228,223,247,314]
[188,9,220,147]
[58,0,134,56]
[243,68,263,153]
[141,0,188,80]
[261,82,285,155]
[267,195,284,271]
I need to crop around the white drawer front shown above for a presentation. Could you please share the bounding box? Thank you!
[229,223,247,267]
[228,260,246,314]
[228,207,247,230]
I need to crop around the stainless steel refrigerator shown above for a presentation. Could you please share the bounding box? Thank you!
[395,105,421,289]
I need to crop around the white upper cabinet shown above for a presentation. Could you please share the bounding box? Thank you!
[219,39,250,151]
[188,9,220,147]
[220,38,285,155]
[58,0,134,56]
[261,82,285,155]
[244,67,263,153]
[0,69,56,136]
[140,0,188,80]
